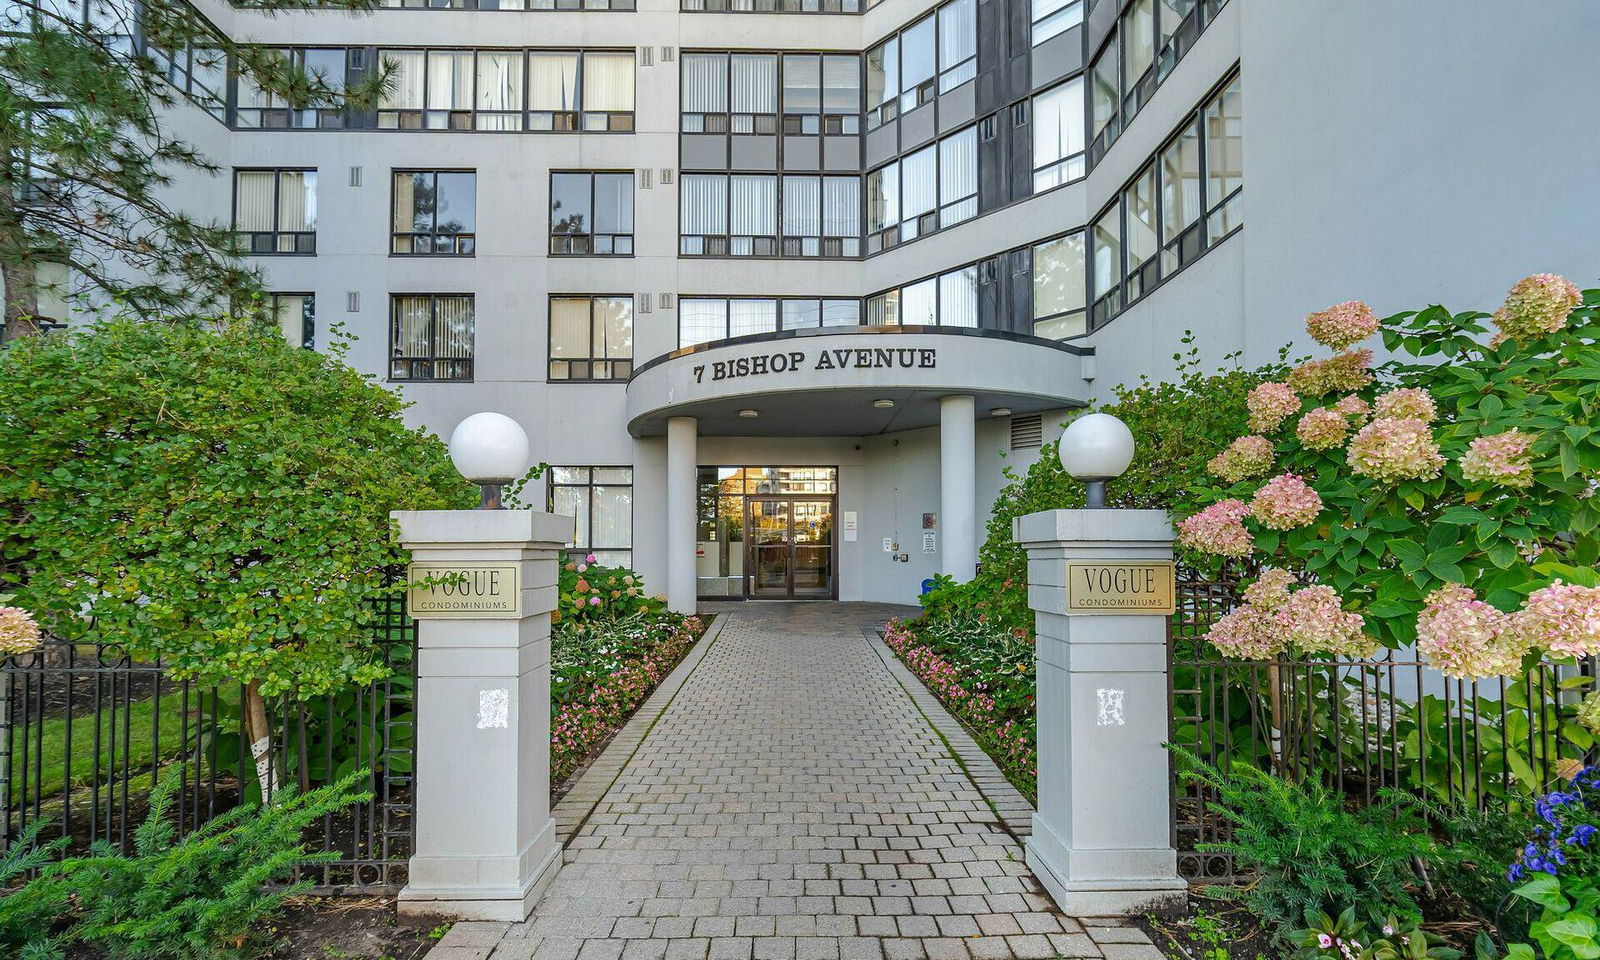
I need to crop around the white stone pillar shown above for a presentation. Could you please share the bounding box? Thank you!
[393,509,572,921]
[1014,509,1186,915]
[939,394,977,581]
[666,416,698,613]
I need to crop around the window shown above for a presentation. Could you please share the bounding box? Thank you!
[681,53,729,131]
[548,467,632,568]
[1032,232,1085,339]
[865,38,899,129]
[868,263,982,328]
[682,0,860,11]
[1204,74,1243,241]
[550,172,634,255]
[270,293,315,349]
[390,295,474,381]
[1124,162,1158,302]
[1085,71,1242,329]
[781,54,861,136]
[377,49,633,132]
[1083,0,1221,168]
[899,15,937,112]
[1032,0,1082,45]
[392,170,476,255]
[1159,117,1202,271]
[677,298,777,347]
[145,4,226,120]
[1122,0,1156,115]
[781,299,861,330]
[781,176,861,256]
[236,48,347,129]
[1090,40,1119,153]
[937,0,976,92]
[681,53,780,134]
[549,296,633,381]
[1032,78,1085,191]
[233,169,316,254]
[866,125,976,250]
[679,174,778,256]
[1089,205,1120,327]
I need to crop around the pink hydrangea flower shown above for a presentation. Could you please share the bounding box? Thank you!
[1246,382,1301,433]
[1296,407,1350,450]
[586,553,598,564]
[1288,349,1374,396]
[1460,429,1537,488]
[1207,435,1276,484]
[0,606,42,656]
[1282,585,1373,657]
[1346,418,1445,482]
[1177,499,1253,557]
[1508,580,1600,659]
[1305,301,1379,350]
[1333,394,1371,424]
[1492,273,1581,343]
[1205,605,1283,660]
[589,595,602,606]
[1243,567,1296,610]
[1416,585,1523,679]
[1373,388,1438,423]
[1249,474,1323,530]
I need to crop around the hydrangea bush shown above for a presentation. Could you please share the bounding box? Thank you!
[1176,276,1600,687]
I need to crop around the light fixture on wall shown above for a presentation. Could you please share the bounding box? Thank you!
[872,399,895,409]
[449,412,531,510]
[739,408,759,418]
[990,407,1012,417]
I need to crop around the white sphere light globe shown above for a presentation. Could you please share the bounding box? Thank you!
[1058,412,1136,481]
[449,412,531,484]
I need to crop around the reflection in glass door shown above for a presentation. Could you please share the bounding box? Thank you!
[749,500,791,598]
[744,497,834,599]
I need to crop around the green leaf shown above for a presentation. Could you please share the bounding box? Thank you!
[1515,873,1569,912]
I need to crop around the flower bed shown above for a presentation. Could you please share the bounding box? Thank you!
[548,555,708,783]
[883,617,1037,801]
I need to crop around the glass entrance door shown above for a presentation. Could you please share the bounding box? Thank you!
[744,497,834,599]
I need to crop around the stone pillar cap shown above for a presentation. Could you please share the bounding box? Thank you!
[392,509,575,547]
[1013,508,1173,546]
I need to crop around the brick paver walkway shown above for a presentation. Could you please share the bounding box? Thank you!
[437,604,1161,960]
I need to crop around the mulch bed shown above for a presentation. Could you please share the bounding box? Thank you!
[263,896,444,960]
[1136,891,1280,960]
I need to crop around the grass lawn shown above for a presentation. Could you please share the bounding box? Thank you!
[8,690,199,801]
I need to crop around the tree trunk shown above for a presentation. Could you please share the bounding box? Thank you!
[242,680,278,801]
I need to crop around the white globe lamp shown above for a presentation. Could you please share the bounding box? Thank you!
[449,412,531,510]
[1058,412,1135,508]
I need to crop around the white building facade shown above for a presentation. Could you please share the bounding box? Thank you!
[69,0,1600,607]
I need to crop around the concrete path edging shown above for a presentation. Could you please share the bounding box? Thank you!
[862,626,1036,840]
[553,613,730,846]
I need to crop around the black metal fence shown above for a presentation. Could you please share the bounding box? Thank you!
[1168,574,1594,883]
[1,592,417,893]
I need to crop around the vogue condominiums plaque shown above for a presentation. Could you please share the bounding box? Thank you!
[1064,561,1176,615]
[406,562,522,619]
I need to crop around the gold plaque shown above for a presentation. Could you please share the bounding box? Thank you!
[1065,561,1176,615]
[406,562,522,619]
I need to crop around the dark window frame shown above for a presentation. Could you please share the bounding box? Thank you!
[389,293,476,381]
[391,169,478,256]
[268,292,316,349]
[231,167,318,256]
[547,294,634,382]
[546,465,634,567]
[549,170,635,256]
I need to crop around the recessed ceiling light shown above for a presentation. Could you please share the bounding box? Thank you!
[739,409,759,418]
[873,399,895,409]
[990,407,1012,417]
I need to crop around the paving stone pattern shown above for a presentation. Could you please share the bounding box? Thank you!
[448,604,1160,960]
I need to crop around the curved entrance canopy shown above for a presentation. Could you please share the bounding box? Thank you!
[625,327,1091,437]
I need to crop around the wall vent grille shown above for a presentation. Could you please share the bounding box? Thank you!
[639,168,652,189]
[638,293,652,313]
[640,46,653,67]
[661,46,676,62]
[1011,413,1043,450]
[660,169,674,184]
[348,166,362,187]
[660,293,675,309]
[346,291,360,313]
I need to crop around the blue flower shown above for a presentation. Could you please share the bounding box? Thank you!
[1570,825,1598,847]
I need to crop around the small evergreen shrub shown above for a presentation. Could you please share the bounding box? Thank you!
[0,769,370,960]
[1173,747,1436,941]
